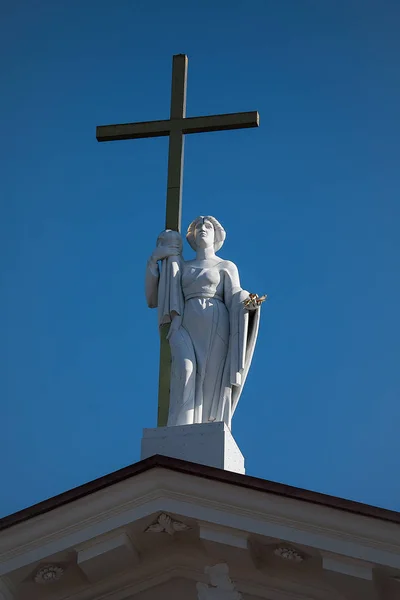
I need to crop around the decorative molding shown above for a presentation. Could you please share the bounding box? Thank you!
[1,471,400,579]
[274,547,304,562]
[33,564,64,584]
[3,477,397,566]
[77,532,139,583]
[197,563,243,600]
[144,512,190,535]
[322,556,373,581]
[199,525,248,549]
[17,555,352,600]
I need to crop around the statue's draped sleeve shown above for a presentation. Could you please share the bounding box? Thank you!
[145,259,159,309]
[211,261,261,421]
[145,256,184,328]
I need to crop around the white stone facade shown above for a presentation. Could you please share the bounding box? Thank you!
[0,456,399,600]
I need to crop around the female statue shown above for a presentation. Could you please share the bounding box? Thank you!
[145,216,263,429]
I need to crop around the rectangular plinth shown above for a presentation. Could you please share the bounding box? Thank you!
[141,422,245,474]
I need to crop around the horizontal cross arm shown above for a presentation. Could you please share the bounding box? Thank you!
[182,111,259,135]
[96,111,259,142]
[96,119,171,142]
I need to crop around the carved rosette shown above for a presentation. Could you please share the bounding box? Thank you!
[144,512,190,535]
[274,547,304,562]
[33,564,64,584]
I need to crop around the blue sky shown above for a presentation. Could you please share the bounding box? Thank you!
[1,1,399,516]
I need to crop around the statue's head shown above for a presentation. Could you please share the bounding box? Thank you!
[186,216,226,252]
[156,229,183,253]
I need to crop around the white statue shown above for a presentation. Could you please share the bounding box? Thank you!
[196,563,243,600]
[145,216,264,428]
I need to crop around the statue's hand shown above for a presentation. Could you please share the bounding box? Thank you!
[243,293,267,310]
[151,245,180,262]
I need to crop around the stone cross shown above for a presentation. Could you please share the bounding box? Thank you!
[96,54,259,426]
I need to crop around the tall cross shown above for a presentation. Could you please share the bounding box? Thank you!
[96,54,259,427]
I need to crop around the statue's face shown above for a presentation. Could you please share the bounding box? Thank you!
[194,218,215,249]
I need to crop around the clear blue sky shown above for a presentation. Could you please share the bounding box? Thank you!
[1,1,399,516]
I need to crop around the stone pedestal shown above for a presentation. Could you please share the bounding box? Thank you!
[141,422,245,474]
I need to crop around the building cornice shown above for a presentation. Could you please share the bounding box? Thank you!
[1,455,399,533]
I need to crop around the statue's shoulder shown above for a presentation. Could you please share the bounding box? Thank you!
[217,258,239,273]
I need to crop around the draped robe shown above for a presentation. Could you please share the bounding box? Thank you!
[145,256,260,428]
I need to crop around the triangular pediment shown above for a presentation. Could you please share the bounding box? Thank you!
[1,457,399,600]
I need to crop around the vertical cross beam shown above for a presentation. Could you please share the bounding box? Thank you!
[165,54,187,231]
[158,55,188,426]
